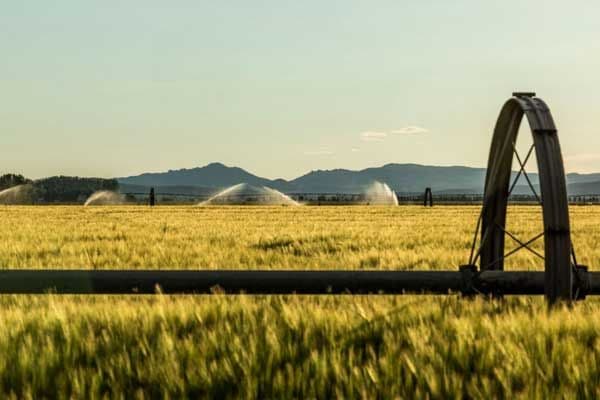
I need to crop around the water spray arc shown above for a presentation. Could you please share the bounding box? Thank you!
[364,182,399,206]
[199,183,299,206]
[0,184,36,205]
[84,191,128,206]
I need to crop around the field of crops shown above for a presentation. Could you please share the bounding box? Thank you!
[1,205,600,398]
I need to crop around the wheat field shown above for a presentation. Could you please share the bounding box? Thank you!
[1,205,600,398]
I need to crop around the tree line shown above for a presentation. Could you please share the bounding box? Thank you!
[0,174,119,203]
[0,174,31,191]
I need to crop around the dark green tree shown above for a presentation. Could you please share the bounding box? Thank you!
[0,174,31,191]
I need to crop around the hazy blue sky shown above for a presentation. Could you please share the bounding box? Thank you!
[2,1,599,179]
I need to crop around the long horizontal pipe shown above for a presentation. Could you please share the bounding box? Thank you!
[0,270,598,295]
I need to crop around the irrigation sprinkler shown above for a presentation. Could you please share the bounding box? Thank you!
[149,188,156,207]
[423,188,433,207]
[3,93,591,304]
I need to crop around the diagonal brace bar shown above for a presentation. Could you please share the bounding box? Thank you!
[495,223,545,261]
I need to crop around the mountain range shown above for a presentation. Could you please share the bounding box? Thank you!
[117,162,600,196]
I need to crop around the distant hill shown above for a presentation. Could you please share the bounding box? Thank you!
[119,184,217,198]
[117,162,600,195]
[118,163,278,189]
[119,163,493,193]
[565,181,600,196]
[289,164,492,193]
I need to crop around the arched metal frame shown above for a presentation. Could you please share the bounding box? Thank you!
[424,188,433,207]
[472,93,574,302]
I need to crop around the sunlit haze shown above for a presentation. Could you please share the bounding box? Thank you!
[2,1,599,179]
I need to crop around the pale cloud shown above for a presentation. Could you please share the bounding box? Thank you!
[390,126,429,135]
[360,131,387,142]
[351,148,360,153]
[359,127,427,142]
[304,150,334,156]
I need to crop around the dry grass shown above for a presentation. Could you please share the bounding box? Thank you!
[2,205,597,270]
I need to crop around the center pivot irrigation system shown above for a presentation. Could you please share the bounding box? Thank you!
[2,93,597,304]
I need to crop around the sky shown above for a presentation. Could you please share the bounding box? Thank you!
[2,1,600,180]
